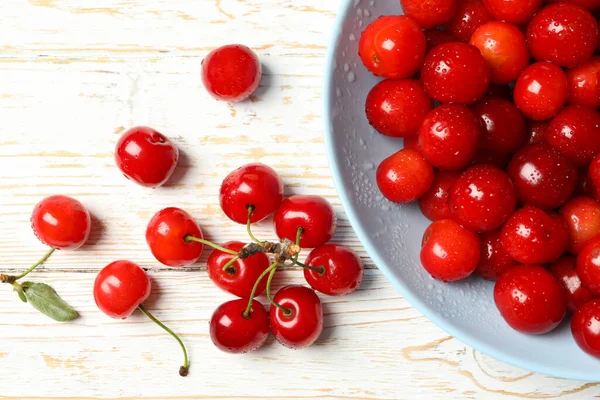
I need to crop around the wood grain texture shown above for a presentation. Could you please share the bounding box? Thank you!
[0,0,596,398]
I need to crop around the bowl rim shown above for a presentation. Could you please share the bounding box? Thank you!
[322,0,593,382]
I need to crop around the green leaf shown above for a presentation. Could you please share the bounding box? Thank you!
[22,282,78,322]
[13,287,27,303]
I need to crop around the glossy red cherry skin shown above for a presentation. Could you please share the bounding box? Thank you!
[470,21,530,84]
[403,135,419,151]
[304,244,364,296]
[421,42,491,104]
[547,105,600,167]
[471,96,526,154]
[94,260,151,319]
[419,171,461,221]
[501,205,569,264]
[507,144,578,210]
[444,0,493,43]
[567,57,600,108]
[219,163,284,224]
[270,285,323,349]
[209,299,270,354]
[449,165,516,232]
[494,265,566,334]
[513,62,568,121]
[401,0,457,29]
[274,195,336,248]
[424,30,459,53]
[201,44,261,102]
[420,219,481,282]
[559,197,600,254]
[358,16,426,79]
[207,241,271,298]
[550,256,594,313]
[418,104,482,170]
[482,0,543,24]
[527,3,598,68]
[115,126,179,188]
[476,229,518,281]
[366,79,433,138]
[525,120,550,145]
[145,207,203,267]
[376,149,435,203]
[572,299,600,358]
[577,235,600,295]
[31,195,91,250]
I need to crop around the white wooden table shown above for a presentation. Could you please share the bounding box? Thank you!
[0,1,597,398]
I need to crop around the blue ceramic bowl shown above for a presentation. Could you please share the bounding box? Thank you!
[323,0,600,381]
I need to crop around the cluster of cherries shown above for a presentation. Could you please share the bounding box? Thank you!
[3,43,364,377]
[359,0,600,358]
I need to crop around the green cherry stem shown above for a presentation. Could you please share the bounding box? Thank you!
[292,227,303,263]
[292,259,325,275]
[266,263,292,317]
[138,304,190,377]
[246,205,264,246]
[184,235,237,255]
[13,248,56,281]
[243,261,279,318]
[222,255,240,272]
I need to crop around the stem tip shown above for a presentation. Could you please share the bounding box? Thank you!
[179,366,189,377]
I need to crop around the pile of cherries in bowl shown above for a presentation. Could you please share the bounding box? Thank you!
[359,0,600,359]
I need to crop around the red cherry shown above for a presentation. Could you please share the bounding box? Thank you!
[366,79,433,138]
[550,256,594,313]
[577,235,600,295]
[270,285,323,349]
[376,149,435,203]
[525,120,550,145]
[274,195,336,248]
[31,195,91,250]
[403,135,419,151]
[575,167,598,198]
[471,96,526,154]
[401,0,457,29]
[470,21,530,84]
[494,265,566,334]
[424,29,459,53]
[471,149,510,169]
[145,207,203,267]
[448,165,516,232]
[201,44,261,102]
[513,62,568,121]
[219,163,284,224]
[115,126,179,188]
[507,144,578,210]
[589,155,600,199]
[482,0,543,24]
[304,244,364,296]
[209,299,269,354]
[572,299,600,358]
[566,57,600,108]
[444,0,493,43]
[420,219,481,282]
[418,104,482,170]
[501,205,569,264]
[546,0,600,10]
[207,241,271,298]
[547,105,600,167]
[421,42,491,104]
[358,15,426,79]
[559,197,600,254]
[94,260,151,319]
[419,171,461,221]
[476,229,518,281]
[527,3,598,68]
